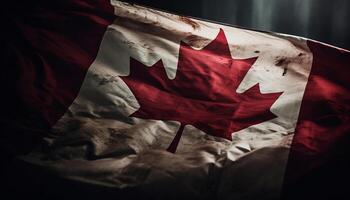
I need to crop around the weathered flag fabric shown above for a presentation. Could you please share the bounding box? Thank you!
[1,1,349,199]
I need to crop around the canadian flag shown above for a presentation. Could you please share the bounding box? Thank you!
[1,1,349,200]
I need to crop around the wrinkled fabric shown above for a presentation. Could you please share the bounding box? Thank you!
[16,1,315,199]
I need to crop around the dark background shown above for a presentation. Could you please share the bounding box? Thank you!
[0,1,349,200]
[126,0,350,50]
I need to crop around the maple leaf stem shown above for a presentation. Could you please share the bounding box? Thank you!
[166,123,185,153]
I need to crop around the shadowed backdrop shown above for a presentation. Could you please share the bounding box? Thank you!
[127,0,350,50]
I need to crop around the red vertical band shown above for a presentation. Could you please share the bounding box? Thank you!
[0,1,115,154]
[283,41,350,199]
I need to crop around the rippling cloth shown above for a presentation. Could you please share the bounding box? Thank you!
[1,1,349,199]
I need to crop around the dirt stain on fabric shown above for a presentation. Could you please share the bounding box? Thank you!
[115,16,191,43]
[282,67,288,76]
[184,35,210,48]
[178,16,200,30]
[98,76,119,86]
[275,57,290,66]
[275,57,291,76]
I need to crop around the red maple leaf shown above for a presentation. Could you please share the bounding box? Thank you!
[121,29,282,153]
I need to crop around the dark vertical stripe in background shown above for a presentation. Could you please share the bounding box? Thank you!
[129,0,350,50]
